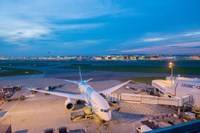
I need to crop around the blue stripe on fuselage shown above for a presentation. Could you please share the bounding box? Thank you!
[80,82,86,85]
[85,87,94,105]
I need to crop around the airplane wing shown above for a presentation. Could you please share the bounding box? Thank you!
[99,80,130,95]
[84,78,93,83]
[28,88,85,101]
[65,79,79,85]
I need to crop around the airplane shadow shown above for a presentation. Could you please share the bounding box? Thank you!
[0,109,7,117]
[47,90,78,94]
[74,104,85,110]
[15,129,28,133]
[73,100,86,110]
[111,111,146,124]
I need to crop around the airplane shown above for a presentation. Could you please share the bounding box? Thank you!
[28,68,130,121]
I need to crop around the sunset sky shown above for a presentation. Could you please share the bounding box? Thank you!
[0,0,200,56]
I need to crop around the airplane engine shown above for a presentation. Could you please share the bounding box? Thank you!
[65,98,75,110]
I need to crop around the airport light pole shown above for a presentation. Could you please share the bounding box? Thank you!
[169,62,174,87]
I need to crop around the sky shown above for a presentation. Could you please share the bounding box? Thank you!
[0,0,200,57]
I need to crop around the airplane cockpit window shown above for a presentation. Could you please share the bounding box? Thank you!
[101,109,110,112]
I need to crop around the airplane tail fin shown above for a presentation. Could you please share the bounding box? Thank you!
[64,67,83,84]
[65,67,92,84]
[79,67,83,82]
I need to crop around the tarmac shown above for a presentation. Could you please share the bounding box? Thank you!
[0,77,177,133]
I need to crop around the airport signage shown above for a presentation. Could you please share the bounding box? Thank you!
[181,83,196,89]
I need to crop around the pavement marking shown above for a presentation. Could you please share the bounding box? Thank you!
[8,109,52,115]
[0,89,29,120]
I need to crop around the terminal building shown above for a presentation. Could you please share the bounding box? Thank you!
[152,76,200,107]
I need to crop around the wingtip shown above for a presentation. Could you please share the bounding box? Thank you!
[64,79,79,84]
[26,87,38,91]
[25,87,32,90]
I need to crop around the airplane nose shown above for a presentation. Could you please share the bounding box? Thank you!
[104,113,111,121]
[104,116,111,121]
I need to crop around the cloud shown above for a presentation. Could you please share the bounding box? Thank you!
[119,30,200,55]
[119,30,200,50]
[49,23,104,31]
[168,42,200,48]
[61,39,106,47]
[0,0,125,20]
[0,17,50,45]
[140,30,200,43]
[0,0,121,46]
[106,48,117,52]
[0,16,104,46]
[182,31,200,37]
[143,37,167,42]
[122,42,200,54]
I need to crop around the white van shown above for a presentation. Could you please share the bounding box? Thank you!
[136,125,152,133]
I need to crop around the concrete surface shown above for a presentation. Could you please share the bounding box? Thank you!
[0,78,176,133]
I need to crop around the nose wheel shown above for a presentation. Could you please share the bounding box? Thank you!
[95,118,112,133]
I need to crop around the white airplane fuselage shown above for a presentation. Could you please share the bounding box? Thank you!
[78,81,111,121]
[29,68,129,122]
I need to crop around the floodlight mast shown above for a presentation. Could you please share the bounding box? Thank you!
[168,62,174,87]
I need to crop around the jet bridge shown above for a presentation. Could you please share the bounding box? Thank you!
[152,77,200,107]
[106,93,193,107]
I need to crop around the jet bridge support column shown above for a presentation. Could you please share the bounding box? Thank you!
[178,106,181,115]
[154,87,156,96]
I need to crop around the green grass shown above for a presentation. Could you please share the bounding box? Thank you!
[131,77,165,84]
[0,67,43,77]
[59,64,200,75]
[0,63,56,67]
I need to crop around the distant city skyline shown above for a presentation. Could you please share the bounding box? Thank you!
[1,55,200,61]
[0,0,200,57]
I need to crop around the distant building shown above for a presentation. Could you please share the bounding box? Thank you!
[164,56,176,60]
[188,56,200,60]
[138,56,145,60]
[67,56,77,60]
[130,56,137,60]
[124,56,130,60]
[93,56,103,60]
[116,56,124,60]
[149,56,164,60]
[1,55,200,61]
[76,56,83,61]
[104,56,112,60]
